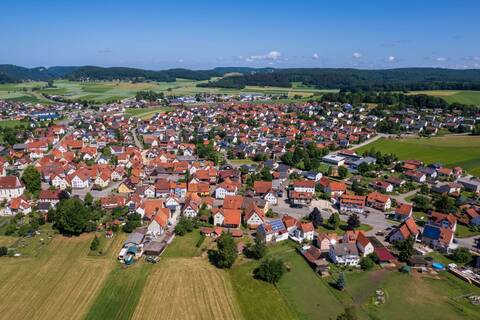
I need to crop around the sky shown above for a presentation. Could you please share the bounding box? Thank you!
[1,0,479,70]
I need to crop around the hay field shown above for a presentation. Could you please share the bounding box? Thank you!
[0,234,115,320]
[132,258,242,320]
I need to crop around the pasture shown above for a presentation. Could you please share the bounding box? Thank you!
[355,135,480,176]
[408,90,480,105]
[0,82,51,104]
[124,106,174,120]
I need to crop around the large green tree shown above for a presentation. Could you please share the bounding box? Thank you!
[212,233,237,268]
[21,165,41,196]
[254,258,286,284]
[53,198,90,235]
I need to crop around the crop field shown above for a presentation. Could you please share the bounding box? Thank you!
[408,90,480,105]
[133,258,242,320]
[0,234,114,320]
[356,135,480,176]
[0,82,52,104]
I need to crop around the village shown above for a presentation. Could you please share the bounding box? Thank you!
[0,95,479,319]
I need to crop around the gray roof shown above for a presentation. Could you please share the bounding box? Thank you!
[332,243,359,256]
[124,232,144,246]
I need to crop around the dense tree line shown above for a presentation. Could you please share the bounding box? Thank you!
[280,142,329,171]
[196,68,480,92]
[135,90,164,101]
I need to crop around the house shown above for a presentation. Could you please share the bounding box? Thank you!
[288,189,313,206]
[366,192,391,212]
[394,203,413,221]
[369,180,393,193]
[319,177,346,198]
[4,196,31,216]
[421,224,455,253]
[339,195,365,214]
[0,176,25,200]
[213,209,241,228]
[243,203,265,229]
[303,171,323,181]
[253,181,273,196]
[458,177,480,193]
[329,243,360,266]
[404,170,426,183]
[263,190,278,205]
[38,189,62,205]
[290,222,315,243]
[214,179,239,199]
[147,211,169,237]
[257,219,289,243]
[68,171,91,189]
[388,218,419,242]
[431,182,462,195]
[429,211,457,232]
[101,195,127,210]
[315,233,338,251]
[51,175,68,190]
[223,195,244,210]
[465,208,480,226]
[356,232,374,257]
[282,215,298,233]
[292,180,315,195]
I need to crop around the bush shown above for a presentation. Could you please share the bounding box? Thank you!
[449,247,472,264]
[254,258,286,284]
[90,236,100,251]
[359,256,375,270]
[0,246,8,256]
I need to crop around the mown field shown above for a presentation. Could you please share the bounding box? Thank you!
[408,90,480,105]
[0,234,116,320]
[356,135,480,176]
[124,106,174,120]
[0,82,52,104]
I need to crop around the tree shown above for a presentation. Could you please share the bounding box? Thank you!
[435,194,455,213]
[90,235,100,251]
[338,166,348,179]
[359,256,375,270]
[337,307,358,320]
[0,246,7,256]
[347,214,361,230]
[328,212,340,230]
[123,213,142,233]
[245,233,267,259]
[396,237,415,262]
[210,232,237,268]
[175,216,195,236]
[413,195,430,211]
[336,272,346,290]
[21,165,41,196]
[53,198,90,236]
[84,192,94,206]
[450,247,472,264]
[254,258,286,284]
[309,207,323,228]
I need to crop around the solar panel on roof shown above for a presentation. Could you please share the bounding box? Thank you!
[270,219,285,232]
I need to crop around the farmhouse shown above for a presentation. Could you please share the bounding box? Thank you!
[0,176,25,200]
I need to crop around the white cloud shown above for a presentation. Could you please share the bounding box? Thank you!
[387,55,395,62]
[312,53,320,59]
[352,52,362,59]
[436,57,447,62]
[247,50,282,61]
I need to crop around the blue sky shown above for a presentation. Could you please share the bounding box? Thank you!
[1,0,479,69]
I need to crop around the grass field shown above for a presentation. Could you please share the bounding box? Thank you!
[85,263,152,320]
[408,90,480,105]
[0,82,53,104]
[0,234,115,320]
[356,135,480,176]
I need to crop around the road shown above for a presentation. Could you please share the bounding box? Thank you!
[390,189,419,205]
[131,128,143,150]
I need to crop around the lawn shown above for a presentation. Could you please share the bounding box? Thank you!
[408,90,480,105]
[275,246,346,319]
[229,251,298,320]
[455,223,480,239]
[133,258,242,320]
[317,222,373,236]
[229,159,257,166]
[0,119,29,129]
[0,234,114,320]
[161,230,206,258]
[355,136,480,176]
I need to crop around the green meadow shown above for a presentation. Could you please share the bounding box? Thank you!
[408,90,480,105]
[356,135,480,176]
